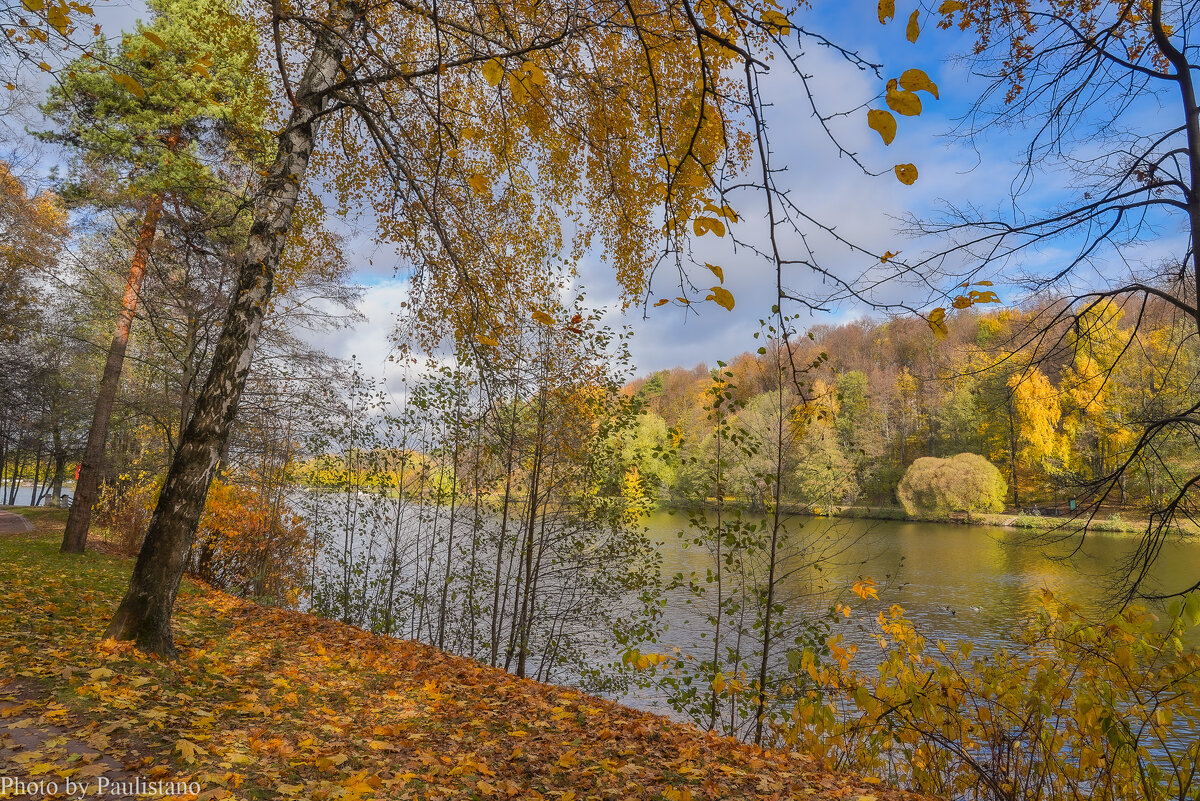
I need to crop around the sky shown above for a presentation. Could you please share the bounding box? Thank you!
[15,0,1184,386]
[320,7,1020,382]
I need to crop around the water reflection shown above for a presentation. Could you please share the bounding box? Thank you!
[629,511,1200,713]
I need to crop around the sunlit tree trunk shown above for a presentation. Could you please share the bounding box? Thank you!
[61,193,165,553]
[104,14,355,656]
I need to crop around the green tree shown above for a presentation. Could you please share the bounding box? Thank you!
[834,370,886,501]
[46,0,268,553]
[934,379,984,457]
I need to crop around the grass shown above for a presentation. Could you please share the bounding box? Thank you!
[0,515,925,801]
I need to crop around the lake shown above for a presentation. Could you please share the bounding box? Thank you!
[1,485,73,508]
[625,510,1200,713]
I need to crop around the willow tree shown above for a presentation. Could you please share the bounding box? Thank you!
[46,0,269,553]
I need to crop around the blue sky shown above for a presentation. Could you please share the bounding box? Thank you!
[332,5,1023,381]
[19,0,1184,384]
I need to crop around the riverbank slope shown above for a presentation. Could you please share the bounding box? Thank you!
[0,512,927,801]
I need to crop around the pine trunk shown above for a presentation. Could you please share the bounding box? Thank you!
[61,194,164,553]
[104,14,354,657]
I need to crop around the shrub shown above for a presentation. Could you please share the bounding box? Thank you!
[896,453,1006,520]
[188,479,312,604]
[93,473,159,554]
[781,590,1200,801]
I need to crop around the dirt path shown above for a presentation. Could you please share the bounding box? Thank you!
[0,512,32,535]
[0,677,163,799]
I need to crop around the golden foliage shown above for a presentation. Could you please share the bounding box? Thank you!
[0,162,68,342]
[191,479,312,604]
[0,535,914,801]
[782,587,1200,801]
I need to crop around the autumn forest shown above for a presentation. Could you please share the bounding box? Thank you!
[3,0,1200,799]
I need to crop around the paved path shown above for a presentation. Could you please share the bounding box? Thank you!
[0,510,33,534]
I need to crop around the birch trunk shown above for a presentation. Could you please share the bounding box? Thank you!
[104,9,355,656]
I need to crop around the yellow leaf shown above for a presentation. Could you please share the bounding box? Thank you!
[852,578,879,600]
[952,295,972,309]
[21,0,44,11]
[176,739,207,762]
[653,298,670,307]
[693,216,725,237]
[111,72,145,98]
[474,334,499,347]
[481,58,504,87]
[880,250,899,262]
[762,9,790,35]
[927,307,948,339]
[315,753,348,771]
[46,4,69,34]
[38,62,53,72]
[877,0,894,24]
[899,67,939,99]
[705,263,724,283]
[975,280,994,286]
[521,60,546,86]
[142,31,165,49]
[531,310,555,325]
[939,0,966,13]
[885,79,921,116]
[556,750,578,768]
[509,75,529,105]
[703,201,739,221]
[906,9,920,41]
[468,173,489,194]
[867,109,896,145]
[712,672,726,693]
[894,163,918,185]
[708,286,735,311]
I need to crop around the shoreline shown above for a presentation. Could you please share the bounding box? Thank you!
[655,500,1179,537]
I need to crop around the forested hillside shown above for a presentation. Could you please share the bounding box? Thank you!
[628,296,1194,515]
